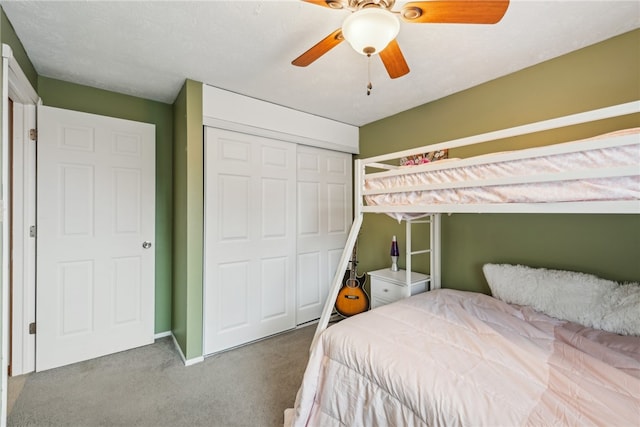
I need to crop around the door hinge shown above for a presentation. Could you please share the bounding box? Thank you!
[29,225,36,238]
[29,322,36,335]
[29,128,37,141]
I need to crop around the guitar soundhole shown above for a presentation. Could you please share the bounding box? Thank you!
[346,279,359,288]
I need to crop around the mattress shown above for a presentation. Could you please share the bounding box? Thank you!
[364,128,640,216]
[289,289,640,426]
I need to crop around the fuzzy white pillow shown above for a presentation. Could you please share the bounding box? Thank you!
[483,263,640,336]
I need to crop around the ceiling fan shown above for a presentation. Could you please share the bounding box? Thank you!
[292,0,510,80]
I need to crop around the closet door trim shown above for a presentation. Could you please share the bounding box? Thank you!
[203,85,359,154]
[203,116,357,155]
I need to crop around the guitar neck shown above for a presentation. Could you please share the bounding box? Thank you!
[349,244,358,279]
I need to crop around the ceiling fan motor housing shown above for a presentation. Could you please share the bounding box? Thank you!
[348,0,396,10]
[341,7,400,55]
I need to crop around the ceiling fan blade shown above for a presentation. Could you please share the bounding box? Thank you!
[379,39,410,79]
[292,28,344,67]
[401,0,510,24]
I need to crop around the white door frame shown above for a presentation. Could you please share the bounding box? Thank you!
[9,96,36,376]
[2,43,39,425]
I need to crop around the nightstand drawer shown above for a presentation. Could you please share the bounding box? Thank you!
[368,268,430,309]
[370,278,406,301]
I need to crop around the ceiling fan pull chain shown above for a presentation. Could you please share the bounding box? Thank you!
[367,54,373,96]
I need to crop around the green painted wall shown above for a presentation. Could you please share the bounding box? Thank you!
[358,29,640,293]
[172,79,203,360]
[1,9,37,90]
[38,77,174,334]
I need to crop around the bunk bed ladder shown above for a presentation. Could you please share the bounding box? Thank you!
[431,213,442,290]
[405,214,441,296]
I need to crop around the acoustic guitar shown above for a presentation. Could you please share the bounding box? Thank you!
[335,244,369,317]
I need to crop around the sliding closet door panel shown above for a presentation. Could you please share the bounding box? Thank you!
[296,146,352,324]
[328,182,349,232]
[218,262,249,330]
[204,128,296,354]
[297,252,321,309]
[261,257,289,319]
[298,181,320,234]
[219,175,250,240]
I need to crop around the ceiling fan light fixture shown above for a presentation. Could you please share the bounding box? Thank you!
[341,8,400,56]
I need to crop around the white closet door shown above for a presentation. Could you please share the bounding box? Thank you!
[296,146,352,325]
[204,127,297,354]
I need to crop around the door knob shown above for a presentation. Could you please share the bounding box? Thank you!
[142,241,152,249]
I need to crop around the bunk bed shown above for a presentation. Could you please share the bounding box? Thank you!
[285,101,640,426]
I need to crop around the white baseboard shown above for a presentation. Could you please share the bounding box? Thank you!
[184,355,205,367]
[154,331,172,339]
[170,333,204,366]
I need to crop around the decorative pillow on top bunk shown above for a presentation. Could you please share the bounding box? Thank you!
[399,149,448,166]
[483,263,640,336]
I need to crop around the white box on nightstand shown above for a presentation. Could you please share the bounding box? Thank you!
[368,268,430,309]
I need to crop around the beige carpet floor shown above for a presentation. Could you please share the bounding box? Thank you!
[7,324,315,427]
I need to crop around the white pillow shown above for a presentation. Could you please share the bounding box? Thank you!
[483,263,640,336]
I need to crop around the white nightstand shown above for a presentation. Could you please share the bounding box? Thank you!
[368,268,430,309]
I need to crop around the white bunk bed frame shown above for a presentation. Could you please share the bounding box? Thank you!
[312,101,639,348]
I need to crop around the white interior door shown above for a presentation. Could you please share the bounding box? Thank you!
[204,127,296,354]
[36,105,155,371]
[296,146,352,324]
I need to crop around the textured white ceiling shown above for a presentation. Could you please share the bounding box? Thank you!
[2,0,638,126]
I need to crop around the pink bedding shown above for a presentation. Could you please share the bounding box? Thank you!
[364,128,640,210]
[289,289,640,426]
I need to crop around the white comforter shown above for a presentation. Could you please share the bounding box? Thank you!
[289,290,640,426]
